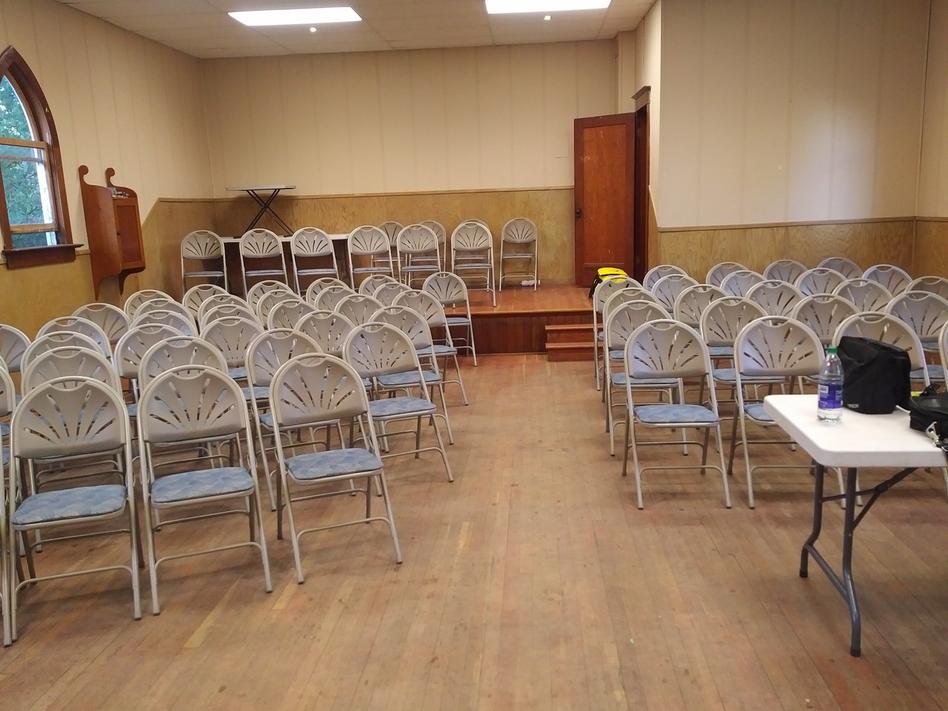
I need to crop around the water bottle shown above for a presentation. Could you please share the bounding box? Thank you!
[817,346,843,423]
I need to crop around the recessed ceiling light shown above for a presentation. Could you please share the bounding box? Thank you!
[486,0,610,14]
[229,7,362,27]
[309,26,317,33]
[543,14,551,20]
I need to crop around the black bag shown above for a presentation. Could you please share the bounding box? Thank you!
[906,385,948,455]
[837,336,911,414]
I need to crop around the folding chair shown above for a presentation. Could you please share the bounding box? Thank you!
[746,280,803,316]
[499,218,539,290]
[181,230,227,292]
[817,257,862,279]
[290,227,339,294]
[296,311,356,357]
[239,228,289,295]
[706,262,747,287]
[832,278,892,312]
[795,268,846,296]
[643,264,686,291]
[719,269,765,297]
[348,226,395,288]
[396,224,441,287]
[423,272,478,365]
[762,259,806,283]
[72,303,129,345]
[862,264,912,296]
[450,221,496,307]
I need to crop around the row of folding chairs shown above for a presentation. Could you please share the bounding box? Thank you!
[181,218,539,305]
[0,295,473,644]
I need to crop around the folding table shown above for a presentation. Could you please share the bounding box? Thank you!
[763,394,945,657]
[226,184,296,234]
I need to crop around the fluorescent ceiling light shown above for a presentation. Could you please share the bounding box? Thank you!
[229,7,362,27]
[486,0,610,14]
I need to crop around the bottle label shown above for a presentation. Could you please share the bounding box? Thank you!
[818,383,842,409]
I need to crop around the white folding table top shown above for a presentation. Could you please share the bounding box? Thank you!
[225,185,296,192]
[763,394,946,469]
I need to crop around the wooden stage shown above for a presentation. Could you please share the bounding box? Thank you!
[462,286,592,358]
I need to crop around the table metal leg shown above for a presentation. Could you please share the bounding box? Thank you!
[244,189,293,234]
[800,460,824,578]
[841,467,861,656]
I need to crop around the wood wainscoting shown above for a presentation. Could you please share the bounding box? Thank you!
[914,219,948,277]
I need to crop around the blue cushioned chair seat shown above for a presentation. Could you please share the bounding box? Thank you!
[370,396,436,418]
[2,447,8,466]
[259,412,274,429]
[922,338,938,351]
[417,344,456,356]
[0,422,8,437]
[151,466,253,505]
[713,368,784,384]
[708,345,733,358]
[229,366,247,380]
[12,484,126,526]
[126,402,138,418]
[743,402,773,423]
[446,316,470,327]
[243,386,270,401]
[378,370,441,387]
[610,373,678,387]
[912,364,944,381]
[287,447,382,480]
[634,404,719,425]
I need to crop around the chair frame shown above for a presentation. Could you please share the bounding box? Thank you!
[348,225,395,289]
[450,221,497,308]
[499,217,539,290]
[180,230,227,292]
[290,227,339,294]
[239,229,289,296]
[423,272,478,366]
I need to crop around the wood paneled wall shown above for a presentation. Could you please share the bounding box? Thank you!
[659,219,916,281]
[201,42,616,197]
[914,220,948,278]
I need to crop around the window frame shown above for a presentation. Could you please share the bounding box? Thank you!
[0,46,75,269]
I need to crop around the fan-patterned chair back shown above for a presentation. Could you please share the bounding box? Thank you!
[790,295,858,345]
[22,347,120,393]
[746,280,803,316]
[138,336,227,389]
[795,267,847,296]
[72,303,129,344]
[762,259,806,283]
[832,278,892,312]
[296,311,355,357]
[674,284,727,326]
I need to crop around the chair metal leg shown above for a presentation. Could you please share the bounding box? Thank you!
[430,416,454,483]
[128,506,142,620]
[715,425,732,508]
[252,488,273,593]
[141,502,161,615]
[629,420,645,509]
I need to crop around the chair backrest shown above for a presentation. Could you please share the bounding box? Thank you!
[247,279,294,310]
[37,316,111,357]
[343,322,426,383]
[907,275,948,299]
[268,298,317,330]
[203,316,264,367]
[0,324,30,373]
[22,346,120,393]
[348,225,390,256]
[296,310,355,356]
[181,230,222,259]
[246,329,322,387]
[0,364,14,420]
[817,256,862,279]
[138,336,227,388]
[699,297,767,347]
[138,365,249,445]
[420,219,446,244]
[423,271,470,307]
[745,280,803,316]
[832,278,892,312]
[371,305,434,350]
[625,319,711,379]
[719,269,764,297]
[21,331,102,371]
[603,286,661,323]
[270,353,371,429]
[375,282,413,306]
[197,293,247,321]
[113,324,183,379]
[336,293,385,326]
[862,264,912,295]
[762,259,807,283]
[124,289,173,317]
[502,218,537,244]
[396,224,440,256]
[315,285,356,311]
[290,227,333,257]
[133,309,196,337]
[834,312,928,374]
[652,273,700,310]
[359,274,398,295]
[12,376,129,460]
[674,284,727,326]
[795,267,847,296]
[137,298,193,322]
[593,276,639,313]
[72,303,129,344]
[392,289,447,327]
[643,264,686,291]
[201,302,257,330]
[885,291,948,340]
[256,291,297,324]
[734,316,824,378]
[790,294,858,344]
[306,277,351,304]
[706,262,747,287]
[183,284,229,317]
[239,228,282,258]
[379,221,403,243]
[451,221,492,252]
[604,300,671,349]
[940,323,948,380]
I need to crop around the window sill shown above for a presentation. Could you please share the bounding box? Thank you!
[2,243,82,269]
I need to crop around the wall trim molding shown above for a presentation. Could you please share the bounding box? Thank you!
[916,216,948,223]
[659,216,918,233]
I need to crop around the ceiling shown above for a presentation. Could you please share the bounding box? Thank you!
[56,0,653,58]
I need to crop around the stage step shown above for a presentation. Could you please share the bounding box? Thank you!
[544,323,595,344]
[546,342,595,362]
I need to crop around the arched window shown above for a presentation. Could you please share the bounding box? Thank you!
[0,47,73,268]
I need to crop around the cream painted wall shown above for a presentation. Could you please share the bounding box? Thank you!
[657,0,930,229]
[202,41,617,197]
[0,0,211,333]
[918,0,948,217]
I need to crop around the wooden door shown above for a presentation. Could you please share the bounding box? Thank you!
[573,113,635,286]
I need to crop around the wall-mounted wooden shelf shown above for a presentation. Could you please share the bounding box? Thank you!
[79,165,145,298]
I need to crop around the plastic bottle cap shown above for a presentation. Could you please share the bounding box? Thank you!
[827,346,837,354]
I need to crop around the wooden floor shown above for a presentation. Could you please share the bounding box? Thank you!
[2,356,947,710]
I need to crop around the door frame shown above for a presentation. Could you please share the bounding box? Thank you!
[573,112,637,286]
[632,87,651,282]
